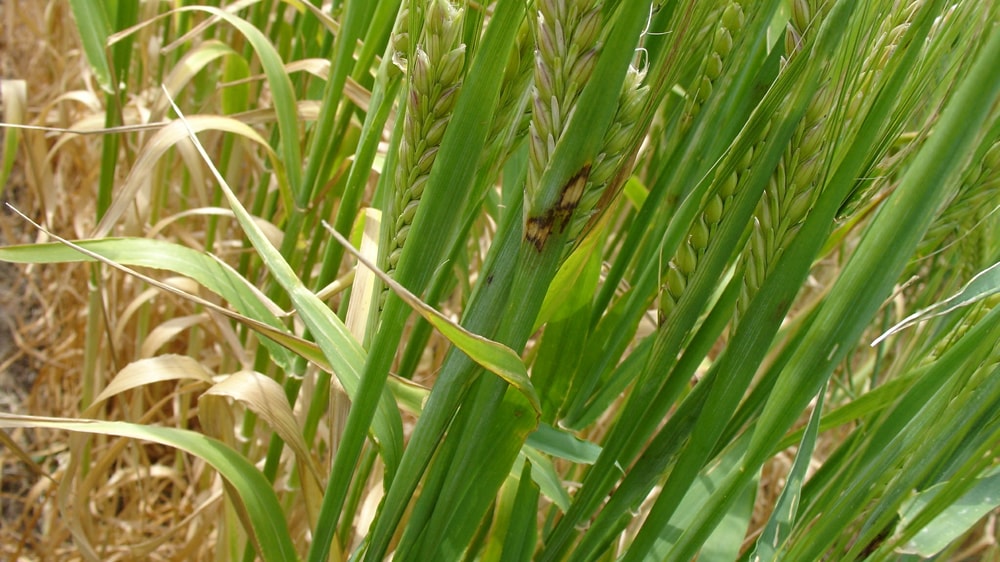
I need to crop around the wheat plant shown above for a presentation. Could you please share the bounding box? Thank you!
[0,0,999,561]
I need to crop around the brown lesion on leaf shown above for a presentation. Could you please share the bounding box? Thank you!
[525,164,591,252]
[525,216,552,252]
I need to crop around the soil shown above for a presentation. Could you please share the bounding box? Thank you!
[0,214,36,414]
[0,4,79,555]
[0,159,43,552]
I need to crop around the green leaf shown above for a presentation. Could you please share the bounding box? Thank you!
[501,462,541,562]
[897,468,1000,557]
[874,259,1000,345]
[68,0,113,93]
[521,447,572,512]
[700,477,755,562]
[172,6,302,194]
[751,387,826,561]
[649,434,754,560]
[535,230,603,328]
[403,389,538,561]
[525,423,601,465]
[622,175,648,209]
[327,224,540,414]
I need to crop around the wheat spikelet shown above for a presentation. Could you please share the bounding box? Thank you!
[837,0,926,219]
[654,2,752,320]
[389,5,411,75]
[734,0,932,321]
[734,0,835,320]
[916,138,1000,278]
[385,0,466,278]
[566,65,651,244]
[660,139,760,320]
[844,1,921,129]
[678,2,744,134]
[526,0,603,206]
[478,20,535,180]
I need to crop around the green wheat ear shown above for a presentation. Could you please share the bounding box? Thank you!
[916,137,1000,280]
[655,2,754,322]
[735,0,834,323]
[567,64,650,247]
[477,19,535,187]
[678,2,744,135]
[385,0,466,281]
[836,0,925,220]
[734,0,936,324]
[526,0,604,207]
[660,139,759,321]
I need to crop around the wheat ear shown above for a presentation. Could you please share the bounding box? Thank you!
[567,64,650,245]
[385,0,466,277]
[657,2,752,320]
[836,0,924,219]
[917,138,1000,278]
[678,2,745,134]
[734,0,835,320]
[526,0,604,204]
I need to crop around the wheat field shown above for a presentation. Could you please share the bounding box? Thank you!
[1,0,999,560]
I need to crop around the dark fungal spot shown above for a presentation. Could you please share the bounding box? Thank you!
[525,215,552,252]
[552,164,590,228]
[524,164,591,252]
